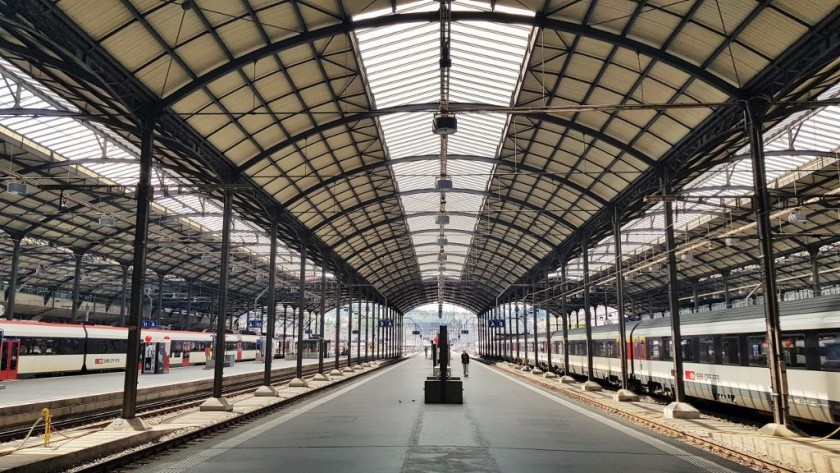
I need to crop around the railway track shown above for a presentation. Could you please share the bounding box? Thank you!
[55,358,403,472]
[0,360,365,444]
[487,360,800,473]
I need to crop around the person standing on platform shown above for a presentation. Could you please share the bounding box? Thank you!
[424,345,429,359]
[461,351,469,377]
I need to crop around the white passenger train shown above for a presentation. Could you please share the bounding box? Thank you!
[507,296,840,425]
[0,320,259,379]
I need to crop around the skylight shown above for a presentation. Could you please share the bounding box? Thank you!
[355,1,533,280]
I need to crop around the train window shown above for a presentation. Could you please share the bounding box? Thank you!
[681,337,697,362]
[818,333,840,371]
[661,337,672,361]
[781,333,807,368]
[720,337,740,365]
[647,338,662,361]
[747,335,767,366]
[698,337,716,364]
[569,341,586,356]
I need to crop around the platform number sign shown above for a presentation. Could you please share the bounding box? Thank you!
[487,319,505,328]
[460,330,469,334]
[248,320,263,328]
[378,319,394,327]
[141,319,158,329]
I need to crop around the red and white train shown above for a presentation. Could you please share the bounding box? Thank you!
[0,320,259,379]
[508,296,840,425]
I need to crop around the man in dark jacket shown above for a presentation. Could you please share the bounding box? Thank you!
[461,351,469,377]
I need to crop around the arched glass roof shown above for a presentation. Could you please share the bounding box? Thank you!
[0,0,839,316]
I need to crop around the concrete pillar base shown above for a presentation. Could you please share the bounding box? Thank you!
[330,369,344,377]
[663,401,701,419]
[342,366,355,373]
[362,362,372,367]
[199,396,233,412]
[288,377,309,388]
[613,389,639,402]
[312,373,330,381]
[758,423,801,437]
[543,371,557,379]
[254,385,280,397]
[531,368,543,374]
[582,381,602,392]
[104,417,151,431]
[560,376,576,384]
[353,364,364,371]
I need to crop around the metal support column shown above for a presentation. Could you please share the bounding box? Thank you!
[614,209,629,391]
[356,298,361,363]
[6,237,21,320]
[70,250,84,322]
[347,297,353,366]
[583,242,595,381]
[545,297,553,371]
[722,270,731,309]
[156,273,165,323]
[211,190,233,400]
[184,280,193,330]
[120,117,153,421]
[364,300,370,361]
[514,300,520,362]
[281,304,288,357]
[809,247,821,297]
[747,99,791,429]
[532,291,539,367]
[561,262,570,375]
[295,241,307,379]
[334,275,341,369]
[692,281,699,313]
[318,266,326,373]
[663,176,688,404]
[263,213,278,387]
[119,264,129,326]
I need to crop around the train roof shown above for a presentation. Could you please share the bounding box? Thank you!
[554,294,840,339]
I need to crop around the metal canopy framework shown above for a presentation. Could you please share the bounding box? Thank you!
[0,1,839,317]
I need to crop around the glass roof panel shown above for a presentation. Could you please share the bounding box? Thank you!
[560,81,840,281]
[0,58,312,280]
[355,1,533,281]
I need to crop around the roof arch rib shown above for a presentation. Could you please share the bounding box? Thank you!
[241,107,656,184]
[335,211,559,257]
[285,152,609,209]
[159,11,740,112]
[340,229,536,283]
[313,188,576,235]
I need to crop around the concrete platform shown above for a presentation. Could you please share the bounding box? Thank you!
[0,359,385,472]
[0,358,323,432]
[493,363,840,473]
[133,356,754,473]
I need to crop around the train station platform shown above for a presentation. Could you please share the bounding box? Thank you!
[3,356,837,472]
[0,358,315,408]
[132,355,753,473]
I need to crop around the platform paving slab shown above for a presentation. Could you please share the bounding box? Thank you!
[134,356,752,473]
[493,361,840,473]
[0,360,391,473]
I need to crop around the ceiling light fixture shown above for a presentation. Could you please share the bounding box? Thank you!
[432,114,457,135]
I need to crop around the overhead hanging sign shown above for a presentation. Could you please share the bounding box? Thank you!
[487,319,505,328]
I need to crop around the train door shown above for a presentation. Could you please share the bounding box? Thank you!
[236,341,243,362]
[182,342,191,367]
[0,339,20,380]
